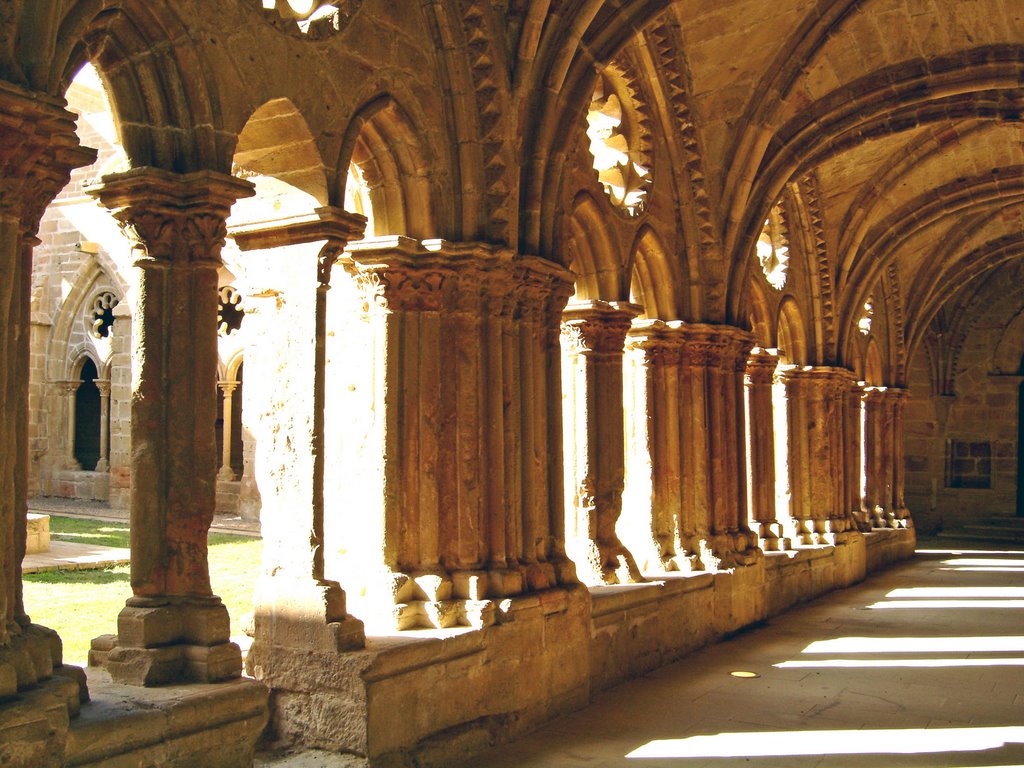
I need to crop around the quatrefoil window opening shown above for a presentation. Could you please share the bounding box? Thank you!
[756,203,789,291]
[90,292,118,339]
[218,286,245,337]
[858,296,874,336]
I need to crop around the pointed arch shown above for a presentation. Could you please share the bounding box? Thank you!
[566,192,623,301]
[337,95,438,240]
[777,296,808,365]
[628,226,679,320]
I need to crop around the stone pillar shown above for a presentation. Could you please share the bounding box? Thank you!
[561,300,643,585]
[780,367,858,545]
[330,238,576,629]
[0,80,95,702]
[87,167,254,686]
[844,379,868,531]
[745,349,789,550]
[863,387,911,528]
[675,324,760,568]
[107,302,132,510]
[216,381,238,481]
[232,208,367,676]
[621,321,685,573]
[60,380,81,470]
[95,379,111,473]
[891,388,911,527]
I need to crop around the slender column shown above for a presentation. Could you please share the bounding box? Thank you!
[233,207,367,669]
[843,379,867,530]
[0,81,95,699]
[622,321,685,572]
[745,349,789,550]
[216,381,238,481]
[561,300,643,585]
[95,379,111,472]
[87,167,254,685]
[780,367,857,545]
[61,380,81,469]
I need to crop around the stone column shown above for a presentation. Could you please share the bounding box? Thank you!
[331,239,575,629]
[95,379,111,472]
[863,387,911,529]
[862,386,895,528]
[216,381,238,481]
[561,300,643,585]
[107,302,132,510]
[780,367,857,545]
[232,207,367,674]
[891,388,912,527]
[0,80,95,701]
[60,380,81,470]
[621,321,685,573]
[745,348,789,550]
[844,379,868,531]
[675,324,760,569]
[87,167,254,686]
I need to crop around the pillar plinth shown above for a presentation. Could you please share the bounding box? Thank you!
[87,167,254,685]
[561,300,643,585]
[329,239,576,629]
[0,80,95,702]
[780,366,858,545]
[745,349,790,551]
[232,207,366,667]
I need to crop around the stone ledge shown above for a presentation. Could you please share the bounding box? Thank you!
[65,668,268,768]
[589,571,714,620]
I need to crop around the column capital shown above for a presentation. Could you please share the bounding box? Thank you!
[87,167,255,268]
[675,323,755,369]
[561,300,641,354]
[0,81,97,232]
[217,380,240,395]
[95,379,112,397]
[862,385,909,403]
[746,347,781,386]
[625,319,683,364]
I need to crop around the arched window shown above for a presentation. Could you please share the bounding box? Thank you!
[74,359,102,471]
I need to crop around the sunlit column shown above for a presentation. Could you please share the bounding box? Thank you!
[216,380,238,481]
[622,321,684,573]
[780,367,855,545]
[862,386,895,528]
[232,207,367,666]
[745,348,788,550]
[843,378,865,530]
[88,167,255,685]
[95,379,111,472]
[332,241,574,629]
[561,300,643,584]
[61,380,81,470]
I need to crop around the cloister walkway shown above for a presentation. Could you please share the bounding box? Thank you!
[466,537,1024,768]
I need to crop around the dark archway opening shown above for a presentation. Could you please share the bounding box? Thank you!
[1017,377,1024,518]
[74,359,101,471]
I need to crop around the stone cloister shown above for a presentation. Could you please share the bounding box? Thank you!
[1,1,1021,765]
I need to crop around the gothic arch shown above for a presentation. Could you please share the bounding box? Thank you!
[566,192,623,301]
[337,95,438,240]
[777,296,808,365]
[628,226,679,320]
[864,337,884,386]
[992,306,1024,375]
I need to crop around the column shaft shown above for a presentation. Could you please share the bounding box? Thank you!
[745,349,788,549]
[87,167,254,685]
[96,380,111,472]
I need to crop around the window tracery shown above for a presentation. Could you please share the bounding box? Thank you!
[257,0,364,37]
[90,292,118,339]
[756,203,789,290]
[586,71,652,216]
[858,297,874,336]
[218,286,245,337]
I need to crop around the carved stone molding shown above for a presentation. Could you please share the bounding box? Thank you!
[561,301,641,355]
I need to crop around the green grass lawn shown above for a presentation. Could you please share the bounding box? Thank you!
[23,516,262,666]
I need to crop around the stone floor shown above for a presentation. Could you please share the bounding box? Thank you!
[458,536,1024,768]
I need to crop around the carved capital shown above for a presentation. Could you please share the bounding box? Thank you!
[746,348,780,387]
[560,301,640,354]
[87,167,255,269]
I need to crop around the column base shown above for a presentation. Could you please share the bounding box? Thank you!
[93,597,243,686]
[251,575,365,653]
[757,522,792,551]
